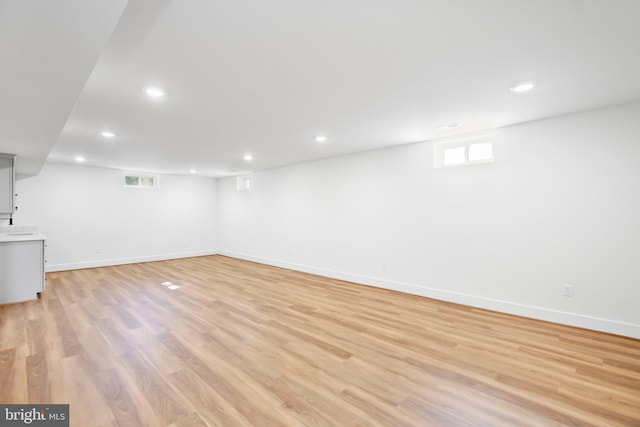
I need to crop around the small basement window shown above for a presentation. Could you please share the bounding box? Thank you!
[124,174,159,188]
[434,135,494,168]
[236,175,253,191]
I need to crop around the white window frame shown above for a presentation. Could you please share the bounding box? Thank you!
[236,175,253,191]
[124,174,159,189]
[433,133,494,168]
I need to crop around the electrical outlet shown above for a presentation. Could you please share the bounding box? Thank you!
[96,247,102,254]
[562,284,573,297]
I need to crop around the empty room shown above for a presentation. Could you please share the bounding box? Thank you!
[1,1,639,426]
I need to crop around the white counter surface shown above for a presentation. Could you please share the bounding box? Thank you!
[0,225,46,243]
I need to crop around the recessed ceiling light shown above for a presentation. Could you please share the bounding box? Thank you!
[74,156,86,162]
[435,123,460,130]
[243,154,253,161]
[315,135,327,143]
[189,169,197,174]
[509,81,535,93]
[144,86,166,98]
[101,131,116,138]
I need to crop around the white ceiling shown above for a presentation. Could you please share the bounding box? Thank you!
[0,0,128,175]
[3,0,640,177]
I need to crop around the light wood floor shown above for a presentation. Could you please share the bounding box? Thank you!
[1,255,639,426]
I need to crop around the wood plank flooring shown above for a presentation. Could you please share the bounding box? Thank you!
[1,255,639,426]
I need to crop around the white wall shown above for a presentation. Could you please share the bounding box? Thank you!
[217,102,640,338]
[11,162,218,271]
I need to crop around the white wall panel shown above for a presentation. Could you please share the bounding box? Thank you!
[12,163,218,270]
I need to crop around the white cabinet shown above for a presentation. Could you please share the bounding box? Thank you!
[0,154,16,219]
[0,239,45,304]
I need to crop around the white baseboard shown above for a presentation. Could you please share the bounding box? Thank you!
[220,250,640,339]
[46,249,219,272]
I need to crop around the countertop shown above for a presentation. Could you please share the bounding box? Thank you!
[0,225,46,243]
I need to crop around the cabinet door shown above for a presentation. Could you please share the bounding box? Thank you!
[0,240,44,304]
[0,156,14,217]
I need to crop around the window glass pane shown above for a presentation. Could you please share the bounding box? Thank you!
[140,176,155,187]
[125,176,139,186]
[443,146,466,165]
[243,177,252,190]
[468,142,493,162]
